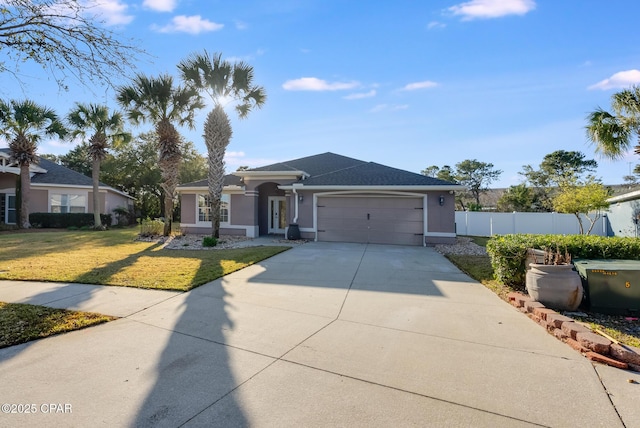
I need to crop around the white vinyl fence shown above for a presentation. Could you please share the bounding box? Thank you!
[455,211,608,237]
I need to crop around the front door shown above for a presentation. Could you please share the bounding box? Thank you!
[268,196,286,234]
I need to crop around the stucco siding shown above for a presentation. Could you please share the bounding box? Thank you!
[230,193,256,225]
[30,189,48,213]
[426,191,456,234]
[181,194,196,224]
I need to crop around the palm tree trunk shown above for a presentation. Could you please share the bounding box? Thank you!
[92,157,103,229]
[19,163,31,228]
[204,105,232,238]
[157,119,181,236]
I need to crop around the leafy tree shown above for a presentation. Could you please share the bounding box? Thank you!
[117,74,203,235]
[553,180,611,235]
[0,0,143,90]
[497,184,536,212]
[67,103,129,229]
[454,159,502,206]
[0,99,66,227]
[420,165,440,177]
[520,150,598,211]
[179,50,266,238]
[58,143,92,176]
[586,85,640,162]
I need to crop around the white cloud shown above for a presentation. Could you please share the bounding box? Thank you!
[449,0,536,21]
[588,70,640,90]
[401,81,439,91]
[235,20,248,30]
[143,0,177,12]
[369,104,409,113]
[427,21,446,30]
[224,151,279,171]
[282,77,359,91]
[84,0,134,26]
[154,15,224,34]
[343,90,376,100]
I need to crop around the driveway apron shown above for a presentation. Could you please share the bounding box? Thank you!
[0,242,631,427]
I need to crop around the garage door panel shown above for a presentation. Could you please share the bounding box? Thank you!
[317,196,424,246]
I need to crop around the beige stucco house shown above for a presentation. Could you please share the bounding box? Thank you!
[177,152,461,246]
[0,149,133,225]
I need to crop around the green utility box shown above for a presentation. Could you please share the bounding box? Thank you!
[574,259,640,315]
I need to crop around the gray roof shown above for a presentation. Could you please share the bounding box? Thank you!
[250,152,366,177]
[180,174,242,188]
[178,152,458,188]
[0,149,131,197]
[0,148,93,186]
[255,152,457,186]
[298,161,456,186]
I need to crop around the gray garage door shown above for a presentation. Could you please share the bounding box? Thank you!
[317,196,423,245]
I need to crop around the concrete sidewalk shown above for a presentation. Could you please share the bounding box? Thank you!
[0,243,638,427]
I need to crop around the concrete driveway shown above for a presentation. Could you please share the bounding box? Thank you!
[0,242,636,427]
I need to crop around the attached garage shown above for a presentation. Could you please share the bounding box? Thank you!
[316,196,424,246]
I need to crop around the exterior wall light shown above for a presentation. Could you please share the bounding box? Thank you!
[439,195,445,206]
[299,194,303,203]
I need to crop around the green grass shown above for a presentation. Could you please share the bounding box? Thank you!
[0,302,115,348]
[0,229,289,291]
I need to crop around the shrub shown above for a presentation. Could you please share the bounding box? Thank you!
[139,218,164,237]
[487,234,640,287]
[202,236,217,247]
[29,213,112,229]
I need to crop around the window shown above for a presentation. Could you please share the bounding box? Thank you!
[7,195,16,223]
[51,194,86,214]
[197,194,230,224]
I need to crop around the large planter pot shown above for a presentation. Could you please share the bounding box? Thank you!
[526,263,584,311]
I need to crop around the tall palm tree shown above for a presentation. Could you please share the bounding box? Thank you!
[0,99,66,228]
[117,73,203,236]
[67,103,130,229]
[587,85,640,162]
[178,51,266,238]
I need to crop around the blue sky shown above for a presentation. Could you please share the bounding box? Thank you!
[2,0,640,187]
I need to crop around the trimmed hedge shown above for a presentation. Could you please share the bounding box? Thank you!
[486,234,640,287]
[29,213,112,229]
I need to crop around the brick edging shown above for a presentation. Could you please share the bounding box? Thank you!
[507,292,640,372]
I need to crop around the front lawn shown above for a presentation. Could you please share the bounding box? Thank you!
[0,302,115,348]
[0,229,289,291]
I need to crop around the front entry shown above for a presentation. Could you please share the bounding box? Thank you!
[268,196,286,234]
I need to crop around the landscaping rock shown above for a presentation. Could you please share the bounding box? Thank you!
[576,331,611,354]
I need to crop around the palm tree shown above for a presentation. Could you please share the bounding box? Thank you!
[0,99,66,228]
[587,85,640,162]
[117,73,203,236]
[67,103,130,229]
[178,51,266,238]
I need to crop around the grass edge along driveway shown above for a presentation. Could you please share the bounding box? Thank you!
[0,229,290,291]
[0,301,116,349]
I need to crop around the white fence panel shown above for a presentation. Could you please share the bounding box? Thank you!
[455,211,607,236]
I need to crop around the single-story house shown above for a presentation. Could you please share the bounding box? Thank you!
[606,189,640,238]
[177,152,461,245]
[0,148,134,225]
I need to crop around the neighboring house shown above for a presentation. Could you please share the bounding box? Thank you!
[177,152,461,245]
[606,190,640,238]
[0,149,134,225]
